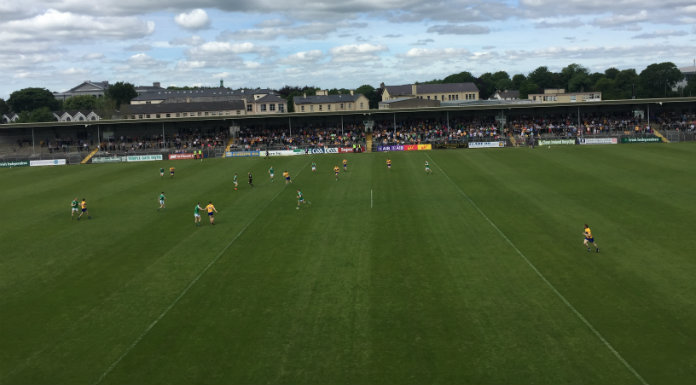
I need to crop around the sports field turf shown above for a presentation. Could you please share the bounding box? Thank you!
[1,143,695,385]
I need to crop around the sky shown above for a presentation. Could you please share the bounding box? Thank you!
[1,0,695,99]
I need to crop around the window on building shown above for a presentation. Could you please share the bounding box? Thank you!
[247,104,252,112]
[319,105,322,111]
[360,102,363,108]
[340,103,344,109]
[236,110,240,115]
[146,114,151,118]
[261,104,267,112]
[327,104,331,110]
[270,104,275,111]
[183,113,188,117]
[156,114,160,118]
[176,113,181,117]
[301,106,305,112]
[279,104,284,112]
[139,115,143,119]
[131,115,135,119]
[310,105,314,111]
[205,112,209,116]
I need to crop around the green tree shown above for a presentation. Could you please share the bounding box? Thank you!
[0,98,8,115]
[442,71,477,83]
[278,85,317,113]
[17,107,57,123]
[105,82,137,109]
[63,95,98,111]
[615,69,639,99]
[519,80,539,99]
[604,67,620,80]
[594,78,620,100]
[683,77,696,97]
[8,88,60,113]
[637,62,683,98]
[527,66,557,90]
[559,63,589,91]
[355,84,379,109]
[476,72,497,99]
[511,74,526,90]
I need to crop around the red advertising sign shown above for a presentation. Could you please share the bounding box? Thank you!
[403,144,418,151]
[338,147,354,153]
[169,153,195,160]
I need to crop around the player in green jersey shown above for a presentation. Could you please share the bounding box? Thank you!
[311,162,317,172]
[194,202,203,226]
[160,167,164,177]
[233,173,238,191]
[425,161,432,174]
[70,198,79,219]
[159,192,166,209]
[269,166,275,182]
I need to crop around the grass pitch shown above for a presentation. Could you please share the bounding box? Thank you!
[1,143,695,385]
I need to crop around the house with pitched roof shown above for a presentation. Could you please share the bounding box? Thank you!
[1,113,20,124]
[490,90,520,101]
[381,82,479,102]
[53,81,110,101]
[122,100,246,120]
[129,87,286,116]
[52,111,102,122]
[527,89,601,103]
[293,90,369,113]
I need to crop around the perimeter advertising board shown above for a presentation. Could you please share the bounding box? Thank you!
[127,155,163,162]
[0,160,30,168]
[539,139,576,145]
[169,153,196,160]
[621,137,661,143]
[468,141,505,149]
[578,138,618,145]
[30,159,67,166]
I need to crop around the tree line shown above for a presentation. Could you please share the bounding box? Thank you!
[2,62,693,122]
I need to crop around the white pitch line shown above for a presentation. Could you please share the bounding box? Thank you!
[94,161,310,385]
[425,153,649,385]
[370,188,373,209]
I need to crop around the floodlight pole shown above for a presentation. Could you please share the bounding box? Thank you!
[32,128,35,155]
[289,117,292,137]
[162,122,166,149]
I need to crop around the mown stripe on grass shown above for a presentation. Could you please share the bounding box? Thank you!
[93,160,310,385]
[425,152,650,385]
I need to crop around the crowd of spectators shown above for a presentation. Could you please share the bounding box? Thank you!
[99,128,228,153]
[4,112,694,155]
[235,124,366,150]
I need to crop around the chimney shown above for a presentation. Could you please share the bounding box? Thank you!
[303,93,307,98]
[350,90,354,95]
[411,84,417,96]
[153,82,160,88]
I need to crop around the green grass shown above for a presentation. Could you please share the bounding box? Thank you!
[1,143,695,385]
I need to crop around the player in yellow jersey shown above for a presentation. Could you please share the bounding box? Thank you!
[206,201,218,225]
[334,165,340,181]
[283,170,291,184]
[78,198,90,220]
[386,158,392,169]
[583,224,599,252]
[169,166,175,178]
[342,158,347,171]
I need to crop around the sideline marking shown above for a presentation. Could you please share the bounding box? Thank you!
[94,161,310,385]
[370,188,373,209]
[425,153,649,385]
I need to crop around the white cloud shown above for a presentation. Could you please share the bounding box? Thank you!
[174,9,210,30]
[280,50,324,64]
[632,30,689,39]
[0,9,154,44]
[593,10,648,28]
[427,24,490,35]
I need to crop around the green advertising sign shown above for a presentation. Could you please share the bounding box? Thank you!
[0,160,29,168]
[92,157,124,163]
[621,137,662,143]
